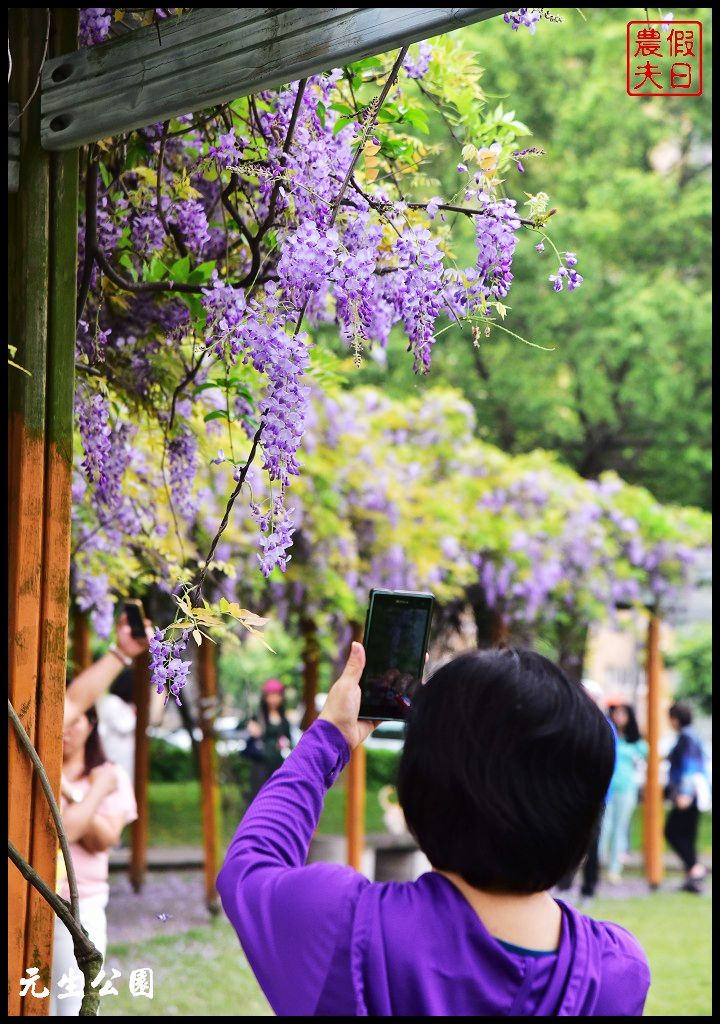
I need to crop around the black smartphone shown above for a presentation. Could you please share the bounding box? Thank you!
[123,599,147,639]
[358,589,435,722]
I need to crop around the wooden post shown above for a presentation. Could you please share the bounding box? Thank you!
[345,622,366,872]
[72,609,92,676]
[643,613,664,888]
[24,12,80,1011]
[197,641,222,914]
[8,9,51,1013]
[130,651,151,892]
[300,619,319,731]
[491,611,509,646]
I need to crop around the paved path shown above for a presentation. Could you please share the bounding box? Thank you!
[107,864,711,947]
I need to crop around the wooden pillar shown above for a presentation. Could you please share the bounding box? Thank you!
[72,609,92,676]
[8,8,54,1013]
[643,612,664,888]
[300,619,319,731]
[345,622,366,872]
[130,651,151,892]
[490,611,509,646]
[197,641,222,914]
[24,12,80,1010]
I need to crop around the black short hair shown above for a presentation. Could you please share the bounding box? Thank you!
[669,702,693,727]
[396,648,615,895]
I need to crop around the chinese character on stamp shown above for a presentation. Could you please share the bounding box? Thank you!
[627,21,703,97]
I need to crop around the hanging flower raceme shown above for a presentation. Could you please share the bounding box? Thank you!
[277,221,339,310]
[168,429,198,520]
[473,195,522,302]
[149,628,192,706]
[77,390,112,494]
[390,227,445,373]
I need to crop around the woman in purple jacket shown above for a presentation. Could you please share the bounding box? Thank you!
[217,645,650,1016]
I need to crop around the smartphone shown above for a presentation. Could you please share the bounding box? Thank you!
[123,599,147,639]
[358,589,435,722]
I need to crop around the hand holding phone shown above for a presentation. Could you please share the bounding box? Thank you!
[123,599,147,639]
[318,642,379,752]
[116,599,151,659]
[358,590,434,722]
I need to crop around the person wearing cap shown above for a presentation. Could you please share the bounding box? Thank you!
[242,679,293,801]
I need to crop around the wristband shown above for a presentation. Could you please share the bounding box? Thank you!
[108,645,133,668]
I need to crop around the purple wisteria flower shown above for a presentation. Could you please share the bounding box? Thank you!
[173,199,211,255]
[79,8,112,47]
[503,9,542,33]
[403,42,433,80]
[168,429,198,519]
[149,628,192,705]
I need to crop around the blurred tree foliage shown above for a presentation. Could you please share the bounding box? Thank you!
[336,8,712,510]
[666,624,713,715]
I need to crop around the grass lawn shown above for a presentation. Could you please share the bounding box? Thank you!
[140,779,387,847]
[140,780,712,854]
[589,894,712,1017]
[102,921,272,1016]
[102,892,710,1016]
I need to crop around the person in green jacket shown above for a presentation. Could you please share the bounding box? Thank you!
[600,700,648,883]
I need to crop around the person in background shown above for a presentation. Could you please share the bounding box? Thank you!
[97,668,166,785]
[600,700,648,884]
[51,612,150,1014]
[51,707,137,1015]
[664,702,710,893]
[242,679,293,801]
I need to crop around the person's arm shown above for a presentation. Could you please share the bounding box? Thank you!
[62,765,118,843]
[64,613,150,727]
[216,644,376,1017]
[80,813,125,853]
[148,685,167,727]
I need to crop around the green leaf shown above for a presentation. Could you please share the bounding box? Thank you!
[329,101,354,116]
[402,108,430,134]
[203,409,229,423]
[333,116,354,136]
[349,56,383,72]
[146,257,167,282]
[187,260,216,285]
[178,293,204,319]
[169,255,191,282]
[316,100,326,129]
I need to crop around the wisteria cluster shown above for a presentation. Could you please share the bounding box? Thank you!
[71,16,602,684]
[78,8,112,47]
[548,251,583,292]
[503,9,542,33]
[149,628,192,705]
[402,42,433,80]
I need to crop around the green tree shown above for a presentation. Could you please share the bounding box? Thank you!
[341,8,712,510]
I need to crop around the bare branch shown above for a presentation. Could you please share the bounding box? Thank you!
[8,841,103,1016]
[8,699,80,921]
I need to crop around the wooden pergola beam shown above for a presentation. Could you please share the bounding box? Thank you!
[40,7,509,151]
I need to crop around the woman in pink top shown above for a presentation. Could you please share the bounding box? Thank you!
[50,614,150,1015]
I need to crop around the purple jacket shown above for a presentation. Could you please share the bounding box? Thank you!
[218,719,650,1016]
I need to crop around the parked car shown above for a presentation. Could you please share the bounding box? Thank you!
[147,724,201,751]
[298,694,404,751]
